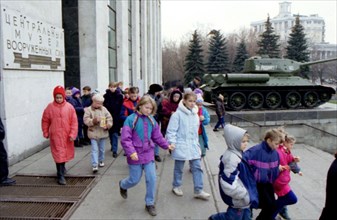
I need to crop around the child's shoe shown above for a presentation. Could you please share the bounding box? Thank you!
[99,161,105,167]
[213,128,219,132]
[145,205,157,216]
[194,190,210,200]
[92,166,98,173]
[279,206,291,220]
[119,180,127,199]
[172,187,183,196]
[155,155,162,162]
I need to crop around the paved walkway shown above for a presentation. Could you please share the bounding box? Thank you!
[8,123,333,219]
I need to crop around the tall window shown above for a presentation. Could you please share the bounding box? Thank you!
[128,0,133,85]
[108,0,117,82]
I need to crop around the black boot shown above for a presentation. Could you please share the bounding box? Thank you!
[56,163,66,185]
[74,140,82,147]
[80,138,90,146]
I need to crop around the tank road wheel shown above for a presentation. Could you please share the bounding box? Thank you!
[229,92,246,110]
[285,91,301,109]
[319,92,332,103]
[265,92,281,109]
[247,92,264,109]
[303,91,319,108]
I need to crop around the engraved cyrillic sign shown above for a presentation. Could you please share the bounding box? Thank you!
[1,6,65,70]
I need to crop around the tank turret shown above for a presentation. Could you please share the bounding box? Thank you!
[243,56,337,75]
[201,56,337,110]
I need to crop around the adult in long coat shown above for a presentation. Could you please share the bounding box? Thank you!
[41,86,78,185]
[319,152,337,220]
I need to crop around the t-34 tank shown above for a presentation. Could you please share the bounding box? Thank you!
[201,56,337,110]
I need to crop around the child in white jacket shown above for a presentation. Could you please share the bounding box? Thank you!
[166,92,210,200]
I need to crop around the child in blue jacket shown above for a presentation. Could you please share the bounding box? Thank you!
[243,128,282,220]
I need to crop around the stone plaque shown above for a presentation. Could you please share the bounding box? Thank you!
[1,6,65,70]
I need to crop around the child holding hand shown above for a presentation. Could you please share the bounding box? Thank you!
[119,96,174,217]
[166,92,210,200]
[273,134,302,220]
[83,94,112,173]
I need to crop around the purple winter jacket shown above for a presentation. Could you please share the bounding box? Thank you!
[121,111,169,165]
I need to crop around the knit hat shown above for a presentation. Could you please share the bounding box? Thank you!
[53,85,66,101]
[92,93,104,102]
[149,84,163,94]
[71,87,80,96]
[196,94,204,103]
[194,88,203,95]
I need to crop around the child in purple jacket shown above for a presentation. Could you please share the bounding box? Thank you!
[119,96,174,217]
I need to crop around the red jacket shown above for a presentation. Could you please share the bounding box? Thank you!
[42,101,78,163]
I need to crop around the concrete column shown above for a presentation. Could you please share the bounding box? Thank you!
[95,1,109,90]
[140,1,148,91]
[146,0,153,88]
[131,0,140,85]
[152,1,158,83]
[78,0,109,92]
[116,0,129,87]
[157,0,162,84]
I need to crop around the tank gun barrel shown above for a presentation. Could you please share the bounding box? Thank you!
[300,57,337,66]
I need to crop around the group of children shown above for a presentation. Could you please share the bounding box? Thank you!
[209,125,302,220]
[41,83,303,218]
[41,84,212,216]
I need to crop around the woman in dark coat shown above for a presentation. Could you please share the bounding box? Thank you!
[319,152,337,220]
[103,82,124,158]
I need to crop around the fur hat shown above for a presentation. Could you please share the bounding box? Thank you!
[92,93,104,102]
[53,85,66,101]
[149,84,163,94]
[71,87,80,96]
[196,94,204,103]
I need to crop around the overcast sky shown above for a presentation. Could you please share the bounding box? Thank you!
[161,0,337,44]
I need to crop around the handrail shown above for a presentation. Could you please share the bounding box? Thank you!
[299,123,337,137]
[225,112,263,127]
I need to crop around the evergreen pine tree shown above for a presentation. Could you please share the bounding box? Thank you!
[257,15,281,58]
[206,30,230,74]
[286,15,310,78]
[184,30,205,85]
[232,40,249,72]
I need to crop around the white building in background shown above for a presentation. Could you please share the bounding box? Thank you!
[251,1,337,59]
[0,0,162,164]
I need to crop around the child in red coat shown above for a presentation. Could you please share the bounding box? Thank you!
[41,86,78,185]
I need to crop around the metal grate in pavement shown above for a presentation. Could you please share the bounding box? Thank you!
[0,200,74,220]
[0,185,87,199]
[0,175,96,220]
[13,175,95,186]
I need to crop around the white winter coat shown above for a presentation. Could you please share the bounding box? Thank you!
[166,100,201,160]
